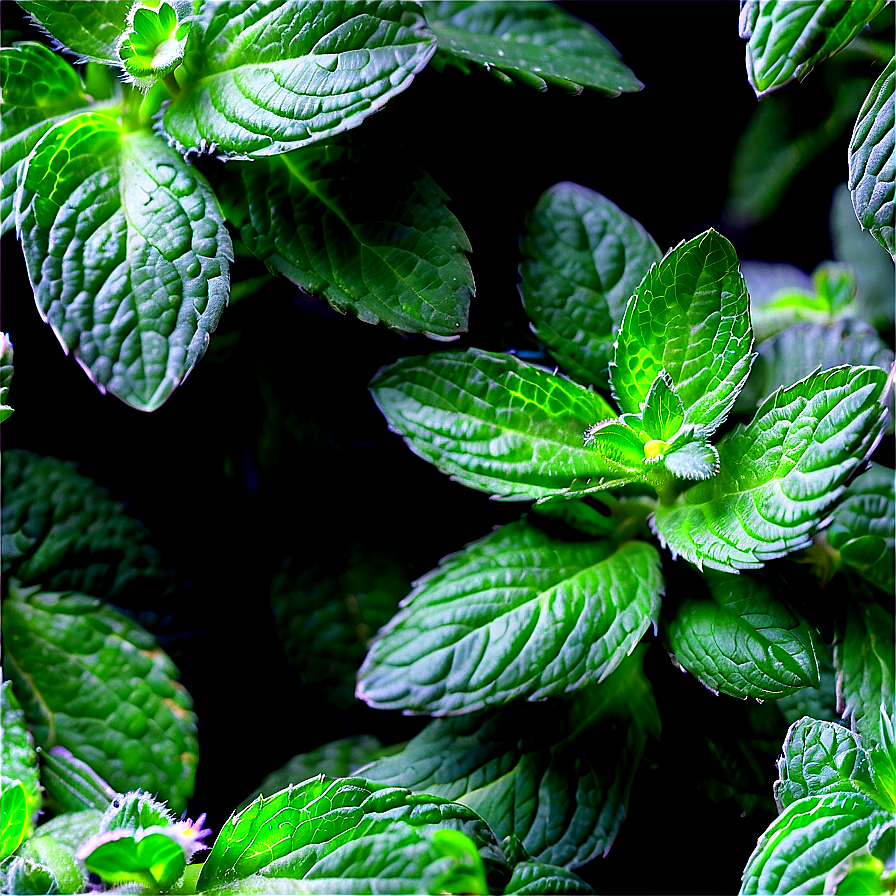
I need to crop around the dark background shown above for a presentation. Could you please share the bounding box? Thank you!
[1,3,887,893]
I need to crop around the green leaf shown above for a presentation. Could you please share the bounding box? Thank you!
[610,229,754,435]
[641,371,685,443]
[1,450,165,599]
[0,41,90,235]
[826,462,895,594]
[518,183,660,387]
[40,747,116,814]
[531,499,616,538]
[849,57,895,258]
[666,572,823,699]
[740,792,890,895]
[196,776,506,893]
[356,520,662,714]
[79,829,187,890]
[370,348,623,501]
[834,601,895,749]
[27,808,104,853]
[825,848,894,895]
[362,649,659,868]
[1,679,41,830]
[583,420,655,487]
[161,1,435,159]
[653,366,890,572]
[424,1,641,95]
[1,583,198,812]
[18,1,131,63]
[238,140,473,338]
[0,332,14,421]
[775,642,840,726]
[428,829,489,896]
[0,856,58,895]
[117,2,191,87]
[503,862,594,895]
[0,779,28,859]
[739,0,888,97]
[662,438,720,482]
[16,112,232,411]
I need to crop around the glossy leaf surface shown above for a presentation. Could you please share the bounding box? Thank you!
[653,366,889,571]
[370,349,621,501]
[504,862,594,895]
[0,680,41,829]
[356,520,662,714]
[0,780,27,859]
[162,1,435,159]
[239,141,473,337]
[81,829,186,890]
[519,183,660,386]
[40,747,116,814]
[16,113,232,411]
[18,1,131,63]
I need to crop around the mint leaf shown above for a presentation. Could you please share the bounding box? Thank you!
[531,498,616,538]
[161,1,435,159]
[826,462,894,594]
[518,183,660,387]
[666,572,823,699]
[0,41,90,235]
[196,776,504,893]
[0,857,57,895]
[0,780,27,859]
[0,679,41,830]
[775,643,840,726]
[0,333,13,422]
[238,141,473,338]
[641,371,685,442]
[362,649,659,868]
[17,1,131,63]
[662,438,720,482]
[424,1,641,95]
[2,584,198,812]
[356,520,662,714]
[80,830,186,890]
[583,419,656,487]
[16,112,232,411]
[849,57,895,258]
[117,2,191,88]
[739,0,888,97]
[1,450,165,600]
[826,849,894,895]
[370,349,622,501]
[40,747,116,814]
[610,229,754,435]
[834,601,895,749]
[653,366,889,572]
[504,862,594,895]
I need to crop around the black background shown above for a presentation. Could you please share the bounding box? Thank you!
[1,3,888,893]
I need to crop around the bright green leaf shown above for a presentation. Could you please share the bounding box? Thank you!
[79,829,186,890]
[653,366,889,572]
[16,112,232,411]
[428,829,489,896]
[641,371,685,443]
[356,520,663,714]
[1,583,198,812]
[503,861,595,895]
[0,779,28,859]
[1,679,41,831]
[362,649,659,868]
[17,1,131,63]
[40,747,116,814]
[370,348,623,501]
[739,0,888,97]
[161,1,435,159]
[238,140,473,338]
[0,856,58,895]
[611,229,754,435]
[519,183,660,386]
[849,57,895,258]
[117,2,191,87]
[666,572,823,699]
[826,848,894,895]
[583,419,655,487]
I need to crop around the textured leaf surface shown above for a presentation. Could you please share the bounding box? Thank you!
[40,747,116,814]
[641,371,685,443]
[356,520,663,714]
[18,1,131,63]
[653,366,889,571]
[1,584,197,812]
[0,41,89,235]
[611,229,754,435]
[504,862,594,895]
[519,183,660,387]
[0,679,41,829]
[666,573,823,698]
[239,141,473,337]
[739,0,887,96]
[1,450,165,599]
[197,776,503,893]
[362,650,659,868]
[849,58,895,258]
[161,1,435,159]
[370,349,622,501]
[775,644,839,727]
[425,1,641,95]
[740,792,889,895]
[0,856,58,895]
[17,113,232,410]
[662,438,720,482]
[834,601,895,748]
[583,420,654,488]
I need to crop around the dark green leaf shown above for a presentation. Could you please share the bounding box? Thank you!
[519,183,660,386]
[17,1,131,63]
[40,747,116,814]
[849,57,895,258]
[775,643,840,726]
[362,649,659,868]
[666,572,823,699]
[356,520,662,714]
[16,112,232,411]
[238,141,473,338]
[611,229,754,435]
[503,861,594,895]
[424,1,641,95]
[0,332,13,421]
[0,779,27,859]
[0,41,89,235]
[79,830,186,890]
[739,0,887,96]
[653,366,889,572]
[162,1,435,159]
[2,583,197,812]
[1,450,166,600]
[531,499,616,538]
[370,349,622,501]
[0,679,41,829]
